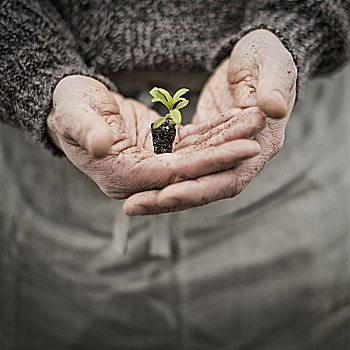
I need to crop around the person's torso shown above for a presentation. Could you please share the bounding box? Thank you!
[0,64,349,349]
[51,0,246,74]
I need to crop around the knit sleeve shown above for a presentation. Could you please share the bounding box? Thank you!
[0,0,117,155]
[213,0,350,95]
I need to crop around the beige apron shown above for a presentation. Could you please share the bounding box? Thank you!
[0,67,349,349]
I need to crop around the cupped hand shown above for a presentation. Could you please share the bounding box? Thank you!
[47,75,263,201]
[124,29,297,215]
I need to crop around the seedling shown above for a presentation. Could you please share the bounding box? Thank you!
[149,87,190,154]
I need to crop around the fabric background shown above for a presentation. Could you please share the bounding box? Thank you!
[0,66,349,349]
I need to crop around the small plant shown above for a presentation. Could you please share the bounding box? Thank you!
[149,87,189,128]
[149,87,190,154]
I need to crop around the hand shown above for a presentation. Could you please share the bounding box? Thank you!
[47,75,263,200]
[124,29,297,214]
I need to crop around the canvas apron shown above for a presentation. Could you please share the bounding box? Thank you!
[0,67,349,350]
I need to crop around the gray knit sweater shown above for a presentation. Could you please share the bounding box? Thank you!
[0,0,349,154]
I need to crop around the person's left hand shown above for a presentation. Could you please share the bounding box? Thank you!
[124,29,297,215]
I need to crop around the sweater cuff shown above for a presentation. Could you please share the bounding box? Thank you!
[28,67,117,157]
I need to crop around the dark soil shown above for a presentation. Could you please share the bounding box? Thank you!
[151,118,176,154]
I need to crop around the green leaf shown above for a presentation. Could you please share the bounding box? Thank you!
[170,109,182,124]
[175,98,189,109]
[149,87,164,99]
[172,88,189,105]
[152,97,171,109]
[169,120,176,126]
[152,116,167,129]
[152,97,165,103]
[157,88,173,105]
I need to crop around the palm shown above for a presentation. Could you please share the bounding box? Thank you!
[194,58,288,159]
[110,92,158,151]
[193,59,234,124]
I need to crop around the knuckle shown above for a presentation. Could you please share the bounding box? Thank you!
[229,69,257,89]
[228,172,249,197]
[269,130,285,157]
[232,177,246,197]
[96,93,120,116]
[259,119,286,158]
[170,170,193,184]
[266,136,284,159]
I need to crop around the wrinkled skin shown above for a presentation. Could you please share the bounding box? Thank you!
[123,29,297,214]
[47,76,264,201]
[47,29,296,215]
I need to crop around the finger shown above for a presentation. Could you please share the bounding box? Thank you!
[158,148,268,209]
[68,137,260,203]
[114,139,261,198]
[60,110,115,158]
[178,107,238,140]
[256,39,297,119]
[123,190,189,216]
[130,139,261,189]
[156,169,249,209]
[174,107,265,151]
[229,29,297,118]
[123,190,183,216]
[123,169,245,215]
[125,150,266,215]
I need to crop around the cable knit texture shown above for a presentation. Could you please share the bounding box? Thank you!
[1,0,349,154]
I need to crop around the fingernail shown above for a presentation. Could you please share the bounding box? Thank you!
[124,204,147,216]
[272,90,287,111]
[252,142,262,154]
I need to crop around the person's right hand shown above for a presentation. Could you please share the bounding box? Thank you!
[47,75,264,205]
[124,29,296,215]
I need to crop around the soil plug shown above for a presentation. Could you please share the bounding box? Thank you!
[149,87,189,154]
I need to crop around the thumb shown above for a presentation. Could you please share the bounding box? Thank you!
[49,75,122,158]
[49,106,116,158]
[229,29,297,119]
[71,111,115,158]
